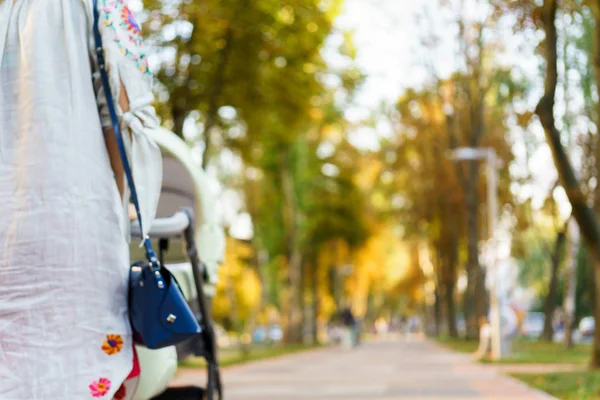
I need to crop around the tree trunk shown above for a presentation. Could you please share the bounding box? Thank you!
[331,241,345,312]
[592,3,600,199]
[447,218,460,338]
[537,0,600,263]
[281,151,303,344]
[537,0,600,367]
[172,101,187,139]
[560,6,578,349]
[464,161,476,339]
[445,280,457,338]
[541,230,567,342]
[592,260,600,366]
[433,249,446,336]
[300,256,307,343]
[243,169,269,339]
[564,220,580,348]
[311,254,319,344]
[446,258,458,337]
[465,159,485,339]
[445,85,478,340]
[433,285,442,336]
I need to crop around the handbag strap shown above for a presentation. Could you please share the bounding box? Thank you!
[91,0,159,268]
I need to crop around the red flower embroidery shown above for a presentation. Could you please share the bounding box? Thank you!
[114,384,127,400]
[89,378,111,397]
[121,6,141,36]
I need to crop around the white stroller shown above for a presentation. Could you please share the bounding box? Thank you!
[130,128,226,400]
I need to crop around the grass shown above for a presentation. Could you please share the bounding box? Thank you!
[512,371,600,400]
[179,343,322,369]
[437,337,600,399]
[436,336,479,354]
[436,337,590,365]
[498,342,590,365]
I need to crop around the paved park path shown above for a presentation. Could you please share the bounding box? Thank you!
[172,336,557,399]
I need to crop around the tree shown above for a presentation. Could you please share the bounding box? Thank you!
[535,0,600,367]
[382,65,517,338]
[541,227,567,341]
[427,0,527,338]
[144,0,368,343]
[564,219,581,347]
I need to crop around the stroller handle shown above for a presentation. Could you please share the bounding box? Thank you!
[130,211,191,239]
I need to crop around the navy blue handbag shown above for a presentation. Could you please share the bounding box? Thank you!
[92,0,201,350]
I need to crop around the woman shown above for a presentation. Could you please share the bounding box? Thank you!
[0,0,162,398]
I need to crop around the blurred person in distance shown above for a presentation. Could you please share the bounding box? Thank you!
[474,316,492,361]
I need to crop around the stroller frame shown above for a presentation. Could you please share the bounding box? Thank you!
[133,209,223,400]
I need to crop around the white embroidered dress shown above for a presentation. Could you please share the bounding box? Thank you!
[0,0,161,399]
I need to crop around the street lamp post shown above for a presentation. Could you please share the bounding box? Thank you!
[450,147,505,360]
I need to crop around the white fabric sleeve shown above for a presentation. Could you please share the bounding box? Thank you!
[89,0,163,241]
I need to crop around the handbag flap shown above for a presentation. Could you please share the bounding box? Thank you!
[158,269,202,335]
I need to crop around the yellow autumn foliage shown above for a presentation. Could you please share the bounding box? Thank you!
[212,229,425,329]
[212,237,262,327]
[346,225,421,317]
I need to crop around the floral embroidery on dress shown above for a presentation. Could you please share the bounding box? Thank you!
[102,334,124,355]
[89,378,111,397]
[101,0,150,74]
[114,384,127,400]
[121,7,141,36]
